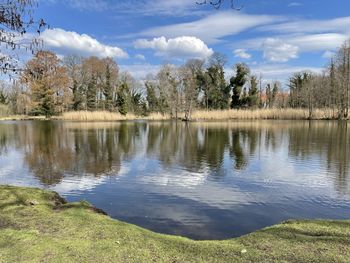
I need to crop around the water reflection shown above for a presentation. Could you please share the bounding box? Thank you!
[0,120,349,239]
[0,121,349,193]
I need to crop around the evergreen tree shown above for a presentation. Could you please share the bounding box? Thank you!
[103,64,114,111]
[116,82,130,115]
[146,82,158,113]
[72,80,84,111]
[86,76,97,111]
[230,63,250,109]
[130,91,143,115]
[203,65,229,110]
[288,72,311,108]
[272,82,279,106]
[248,75,259,107]
[0,90,7,104]
[266,84,272,108]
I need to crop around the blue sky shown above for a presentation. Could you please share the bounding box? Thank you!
[33,0,350,84]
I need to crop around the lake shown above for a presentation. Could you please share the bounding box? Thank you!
[0,120,349,240]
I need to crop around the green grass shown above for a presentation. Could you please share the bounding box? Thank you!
[0,185,349,263]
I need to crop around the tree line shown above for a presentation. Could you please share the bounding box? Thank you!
[0,39,350,119]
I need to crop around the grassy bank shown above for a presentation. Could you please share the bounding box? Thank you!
[0,185,349,262]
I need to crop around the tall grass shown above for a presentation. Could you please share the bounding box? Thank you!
[0,104,10,118]
[190,108,339,120]
[57,109,341,122]
[60,111,170,121]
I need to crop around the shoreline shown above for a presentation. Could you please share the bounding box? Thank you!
[1,185,349,262]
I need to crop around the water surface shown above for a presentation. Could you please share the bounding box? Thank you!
[0,120,349,240]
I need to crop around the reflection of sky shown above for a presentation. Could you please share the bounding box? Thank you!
[0,151,42,188]
[0,121,349,239]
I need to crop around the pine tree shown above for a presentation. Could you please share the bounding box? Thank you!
[230,63,250,109]
[248,76,259,107]
[0,90,7,104]
[146,82,158,113]
[86,76,97,111]
[103,64,114,111]
[203,65,229,110]
[72,80,84,111]
[116,82,130,115]
[272,82,279,107]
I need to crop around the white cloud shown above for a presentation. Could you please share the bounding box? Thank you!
[47,0,202,16]
[65,0,108,11]
[235,33,348,56]
[288,2,302,7]
[131,0,202,16]
[134,36,214,59]
[322,50,336,59]
[135,54,146,60]
[262,38,299,62]
[233,49,251,59]
[46,0,109,11]
[288,33,348,52]
[249,64,323,84]
[41,28,128,59]
[262,16,350,35]
[120,63,161,80]
[138,12,281,44]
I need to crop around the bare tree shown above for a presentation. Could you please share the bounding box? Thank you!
[180,59,204,121]
[335,40,350,119]
[157,64,181,119]
[0,0,46,74]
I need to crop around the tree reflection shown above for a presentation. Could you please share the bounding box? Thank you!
[0,120,348,194]
[288,121,349,194]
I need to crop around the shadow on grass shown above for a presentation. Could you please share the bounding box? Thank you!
[257,225,350,245]
[0,190,28,210]
[53,201,107,215]
[0,215,19,229]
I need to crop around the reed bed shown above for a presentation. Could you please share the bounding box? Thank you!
[60,111,170,121]
[41,108,344,122]
[0,104,10,118]
[190,108,339,121]
[0,115,47,121]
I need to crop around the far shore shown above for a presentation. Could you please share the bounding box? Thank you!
[0,108,349,122]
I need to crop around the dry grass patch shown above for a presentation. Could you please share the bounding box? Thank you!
[191,108,339,120]
[59,111,170,121]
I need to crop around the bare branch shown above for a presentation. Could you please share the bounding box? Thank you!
[196,0,243,10]
[0,0,47,75]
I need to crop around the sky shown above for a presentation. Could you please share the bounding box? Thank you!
[30,0,350,84]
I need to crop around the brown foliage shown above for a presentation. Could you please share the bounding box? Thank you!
[21,51,70,116]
